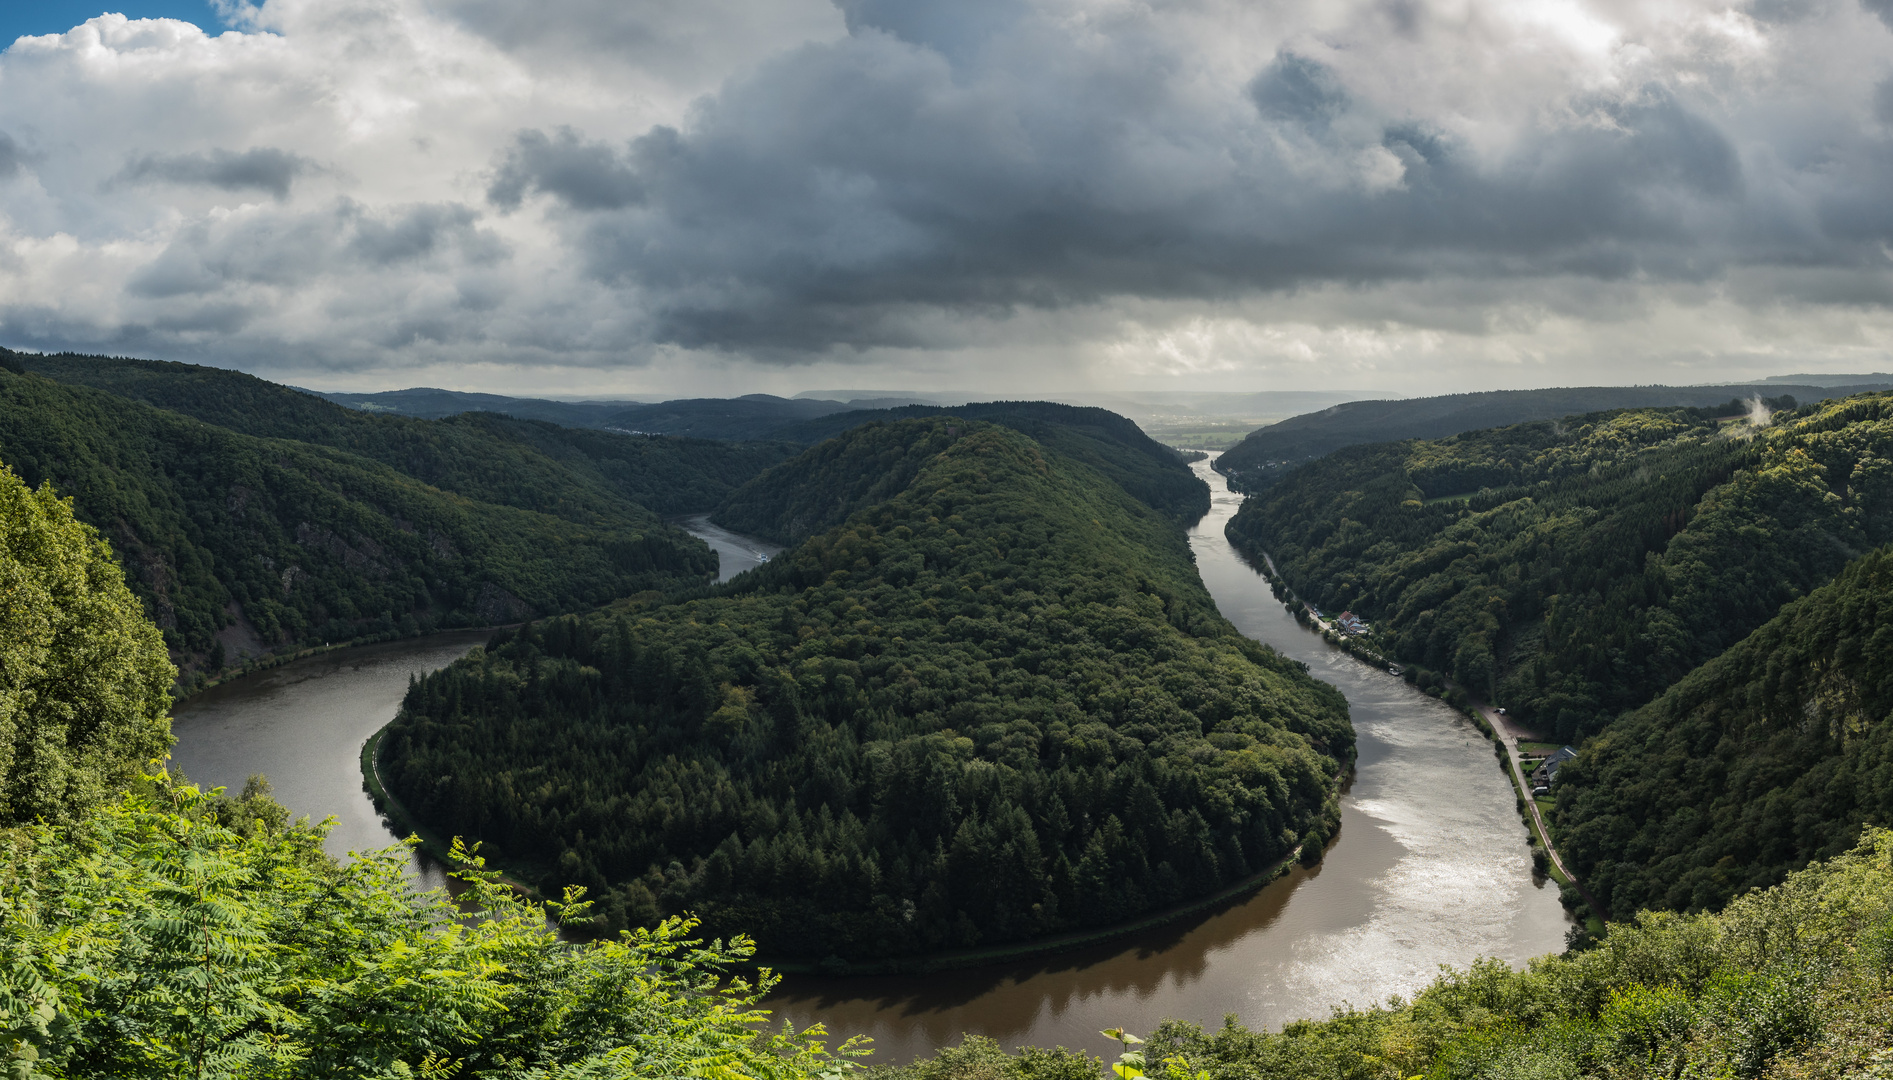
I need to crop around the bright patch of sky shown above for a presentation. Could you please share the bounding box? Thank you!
[0,2,231,48]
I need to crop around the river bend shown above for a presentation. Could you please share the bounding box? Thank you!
[169,459,1565,1065]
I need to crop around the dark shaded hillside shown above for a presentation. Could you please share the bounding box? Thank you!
[1227,394,1893,741]
[310,385,916,439]
[1555,547,1893,916]
[12,351,792,516]
[1216,382,1892,490]
[381,419,1350,960]
[0,369,714,686]
[761,401,1210,523]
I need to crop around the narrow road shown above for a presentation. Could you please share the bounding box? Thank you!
[1474,702,1610,922]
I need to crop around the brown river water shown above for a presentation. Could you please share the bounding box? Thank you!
[169,459,1567,1065]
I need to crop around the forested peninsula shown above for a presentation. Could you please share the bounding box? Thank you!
[380,418,1351,960]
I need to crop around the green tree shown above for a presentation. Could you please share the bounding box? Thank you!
[0,464,172,824]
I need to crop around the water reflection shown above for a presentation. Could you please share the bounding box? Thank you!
[168,630,490,887]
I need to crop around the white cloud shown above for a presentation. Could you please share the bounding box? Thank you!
[2,0,1893,394]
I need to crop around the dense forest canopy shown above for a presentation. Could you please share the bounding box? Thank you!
[0,463,172,824]
[1213,381,1885,490]
[381,419,1351,960]
[1227,394,1893,742]
[761,401,1212,522]
[1553,546,1893,917]
[0,369,716,685]
[11,350,795,518]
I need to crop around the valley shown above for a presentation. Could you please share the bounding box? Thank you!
[10,354,1893,1078]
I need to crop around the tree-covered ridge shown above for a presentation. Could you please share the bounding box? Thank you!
[885,827,1893,1080]
[0,372,714,684]
[382,419,1351,960]
[11,350,794,518]
[0,464,172,825]
[1550,546,1893,918]
[709,419,972,544]
[1227,394,1893,741]
[762,401,1212,521]
[1212,380,1847,490]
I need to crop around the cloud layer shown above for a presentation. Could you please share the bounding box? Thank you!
[3,0,1893,393]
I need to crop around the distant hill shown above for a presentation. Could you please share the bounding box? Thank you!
[11,352,795,517]
[0,366,718,687]
[311,384,938,440]
[311,387,644,426]
[1215,382,1893,490]
[756,400,1210,525]
[1761,372,1893,387]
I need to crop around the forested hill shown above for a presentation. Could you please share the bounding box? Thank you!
[1554,547,1893,916]
[1215,382,1890,490]
[764,400,1211,521]
[1227,393,1893,743]
[10,350,795,516]
[0,367,717,688]
[380,418,1351,961]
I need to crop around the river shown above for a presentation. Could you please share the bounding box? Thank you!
[169,460,1566,1066]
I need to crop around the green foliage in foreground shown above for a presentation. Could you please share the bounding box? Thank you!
[0,372,715,681]
[0,464,172,824]
[1554,545,1893,917]
[0,777,864,1080]
[887,827,1893,1080]
[383,420,1350,960]
[1229,395,1893,741]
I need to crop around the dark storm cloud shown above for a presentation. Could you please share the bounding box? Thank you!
[1248,53,1349,125]
[1862,0,1893,28]
[117,147,317,200]
[0,132,22,180]
[489,20,1790,354]
[128,200,504,299]
[488,128,644,211]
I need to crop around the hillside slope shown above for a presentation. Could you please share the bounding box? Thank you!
[760,401,1210,522]
[1554,546,1893,915]
[0,369,714,684]
[11,351,792,517]
[1215,383,1885,490]
[1227,394,1893,741]
[381,418,1351,960]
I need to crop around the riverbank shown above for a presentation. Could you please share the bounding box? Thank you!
[1226,530,1603,930]
[182,622,520,703]
[774,840,1317,976]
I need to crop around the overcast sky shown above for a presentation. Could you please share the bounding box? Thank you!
[3,0,1893,397]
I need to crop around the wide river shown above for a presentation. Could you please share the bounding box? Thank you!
[170,459,1567,1065]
